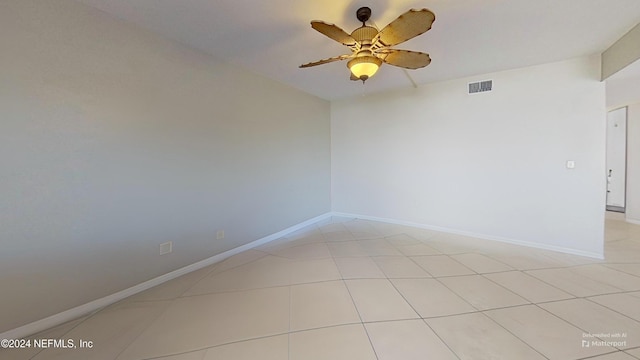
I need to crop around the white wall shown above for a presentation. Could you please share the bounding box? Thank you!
[332,56,606,257]
[607,75,640,109]
[627,104,640,223]
[0,0,330,332]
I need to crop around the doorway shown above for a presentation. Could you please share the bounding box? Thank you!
[606,107,627,212]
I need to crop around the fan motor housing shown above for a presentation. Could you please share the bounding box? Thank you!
[351,26,378,42]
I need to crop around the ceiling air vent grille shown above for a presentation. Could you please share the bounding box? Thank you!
[468,80,493,94]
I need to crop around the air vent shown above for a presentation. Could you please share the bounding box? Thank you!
[468,80,493,94]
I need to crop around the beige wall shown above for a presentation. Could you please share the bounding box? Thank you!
[0,0,330,332]
[602,22,640,80]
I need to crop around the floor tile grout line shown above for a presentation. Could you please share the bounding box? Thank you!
[425,253,481,277]
[278,296,628,324]
[531,302,624,352]
[178,278,343,298]
[567,263,640,279]
[385,277,463,360]
[575,350,629,360]
[112,300,176,360]
[582,296,640,328]
[601,264,640,281]
[406,255,438,277]
[624,346,640,360]
[598,264,640,280]
[386,276,478,316]
[604,261,640,266]
[172,267,640,301]
[259,236,327,249]
[289,321,366,335]
[328,253,365,322]
[139,332,292,360]
[523,268,630,298]
[171,261,228,300]
[288,285,291,360]
[432,276,484,313]
[171,268,576,300]
[31,299,161,360]
[262,253,333,261]
[419,318,463,360]
[476,308,553,360]
[147,320,396,360]
[479,271,566,304]
[483,270,578,302]
[429,304,553,360]
[531,289,640,306]
[418,308,494,320]
[26,313,98,360]
[327,302,543,323]
[331,253,381,360]
[478,250,606,271]
[141,347,207,360]
[194,250,270,279]
[452,252,517,271]
[470,272,531,305]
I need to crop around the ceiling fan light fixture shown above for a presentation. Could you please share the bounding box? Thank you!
[348,55,382,81]
[300,7,435,83]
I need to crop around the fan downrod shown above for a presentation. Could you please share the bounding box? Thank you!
[356,7,371,24]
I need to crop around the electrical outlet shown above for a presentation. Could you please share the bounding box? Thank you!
[216,230,225,240]
[159,241,172,255]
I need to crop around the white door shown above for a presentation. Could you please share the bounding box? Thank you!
[606,107,627,211]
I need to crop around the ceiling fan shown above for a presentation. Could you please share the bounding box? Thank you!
[300,7,436,83]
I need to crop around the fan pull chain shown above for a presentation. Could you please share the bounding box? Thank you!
[403,69,418,88]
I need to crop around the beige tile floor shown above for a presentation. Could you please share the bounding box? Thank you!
[5,214,640,360]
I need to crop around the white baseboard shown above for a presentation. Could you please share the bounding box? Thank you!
[0,212,332,340]
[626,217,640,226]
[331,212,604,259]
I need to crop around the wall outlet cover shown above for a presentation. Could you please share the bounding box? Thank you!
[159,241,172,255]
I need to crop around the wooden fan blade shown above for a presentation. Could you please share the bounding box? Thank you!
[373,9,435,47]
[299,54,352,68]
[311,21,357,46]
[377,49,431,69]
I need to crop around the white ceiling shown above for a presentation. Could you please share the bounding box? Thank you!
[76,0,640,100]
